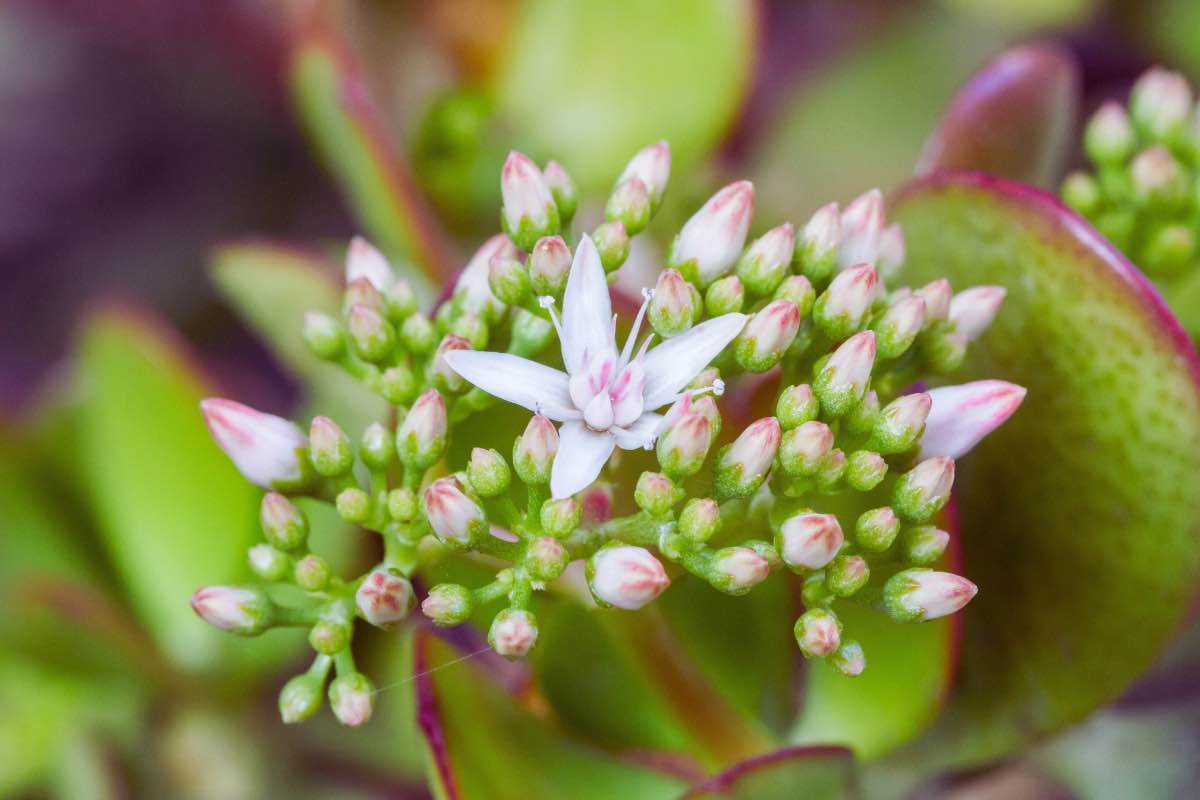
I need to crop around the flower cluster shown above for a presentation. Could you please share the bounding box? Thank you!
[193,142,1023,726]
[1062,67,1200,281]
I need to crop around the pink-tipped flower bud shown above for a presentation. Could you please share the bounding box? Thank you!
[656,412,712,478]
[948,287,1005,342]
[191,585,273,635]
[869,392,931,454]
[736,223,795,296]
[814,331,876,417]
[593,221,630,273]
[356,567,415,627]
[734,299,801,372]
[794,608,841,658]
[776,384,820,429]
[634,471,679,518]
[528,235,572,297]
[916,279,952,323]
[500,151,559,250]
[669,181,755,286]
[540,497,581,538]
[423,477,486,548]
[705,276,745,316]
[457,234,518,322]
[431,335,472,395]
[343,276,384,313]
[678,497,721,542]
[1085,101,1137,163]
[588,545,670,610]
[797,202,840,283]
[346,303,395,362]
[619,140,671,207]
[838,189,884,270]
[884,569,977,622]
[715,417,781,498]
[877,223,905,279]
[826,554,870,597]
[422,583,474,627]
[777,513,843,570]
[779,420,834,477]
[902,525,951,565]
[1131,146,1187,204]
[893,457,955,522]
[649,268,699,338]
[710,546,771,595]
[542,160,578,225]
[1130,67,1193,142]
[606,177,652,236]
[525,537,570,582]
[309,416,353,477]
[831,640,866,676]
[513,414,558,485]
[920,380,1026,459]
[814,263,878,339]
[303,311,344,360]
[856,506,900,552]
[875,294,926,359]
[346,236,394,291]
[201,399,307,489]
[261,492,308,551]
[467,447,512,498]
[396,389,447,468]
[489,608,539,659]
[329,672,375,727]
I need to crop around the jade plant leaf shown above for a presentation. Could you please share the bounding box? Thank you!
[492,0,755,192]
[888,171,1200,765]
[290,24,450,295]
[415,631,686,800]
[75,307,301,673]
[916,42,1079,188]
[681,745,858,800]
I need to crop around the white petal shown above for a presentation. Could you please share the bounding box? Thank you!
[920,380,1027,459]
[551,421,616,499]
[641,313,747,409]
[561,236,614,373]
[442,351,576,421]
[612,412,663,450]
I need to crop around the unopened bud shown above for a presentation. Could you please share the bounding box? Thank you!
[921,380,1026,459]
[875,294,926,359]
[514,414,558,484]
[705,275,745,317]
[248,543,289,581]
[606,177,652,236]
[737,224,795,296]
[593,221,630,273]
[734,300,800,372]
[423,477,487,548]
[344,276,384,314]
[813,331,876,417]
[589,545,670,610]
[397,389,447,469]
[279,670,324,724]
[884,569,977,622]
[902,525,950,565]
[816,449,848,492]
[346,304,395,363]
[794,608,841,658]
[635,471,679,518]
[947,287,1005,344]
[846,450,887,492]
[710,546,771,595]
[422,583,474,626]
[381,363,418,404]
[191,585,273,635]
[1130,67,1193,142]
[1145,223,1198,274]
[361,422,395,469]
[528,235,572,298]
[387,488,418,522]
[619,141,671,208]
[838,189,884,270]
[893,457,955,522]
[779,420,833,477]
[329,672,375,727]
[869,392,931,454]
[797,202,840,283]
[649,269,698,337]
[916,280,952,324]
[856,506,900,552]
[356,567,414,627]
[777,384,819,429]
[678,497,721,542]
[525,537,569,582]
[346,236,394,291]
[294,554,332,592]
[877,223,905,279]
[826,554,869,597]
[831,640,865,676]
[1062,171,1102,216]
[657,413,712,478]
[309,416,353,476]
[501,151,559,250]
[457,235,517,323]
[489,608,539,659]
[669,181,755,286]
[1085,101,1137,163]
[400,313,437,354]
[540,497,581,538]
[844,389,880,437]
[261,492,308,551]
[488,253,530,306]
[303,312,344,360]
[467,447,511,497]
[430,335,471,394]
[773,275,816,316]
[814,263,878,339]
[201,399,307,490]
[543,160,578,226]
[336,487,371,524]
[777,512,843,571]
[386,279,418,321]
[715,417,781,498]
[510,308,556,355]
[925,329,969,373]
[1131,146,1187,206]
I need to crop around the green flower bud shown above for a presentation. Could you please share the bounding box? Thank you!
[776,384,819,429]
[294,554,333,592]
[421,583,474,627]
[846,450,887,491]
[1144,223,1196,275]
[540,497,581,538]
[248,543,290,582]
[734,300,800,372]
[794,607,841,658]
[488,254,530,305]
[678,497,721,543]
[397,390,448,469]
[874,294,926,360]
[855,506,900,552]
[844,390,880,437]
[706,275,745,316]
[385,279,418,321]
[656,412,712,478]
[801,571,833,607]
[309,416,353,477]
[813,332,875,417]
[923,329,968,374]
[450,313,488,351]
[902,525,950,565]
[303,312,344,360]
[467,447,511,497]
[635,471,679,518]
[329,671,375,727]
[309,618,351,655]
[543,160,578,227]
[826,554,869,597]
[649,269,697,338]
[387,488,418,522]
[1130,67,1193,144]
[1084,102,1137,164]
[399,313,437,354]
[1130,146,1189,208]
[593,221,630,273]
[489,608,539,659]
[528,236,572,298]
[796,203,840,284]
[261,492,308,551]
[773,275,816,317]
[893,457,955,522]
[813,264,878,340]
[525,536,569,582]
[360,423,395,469]
[346,304,395,362]
[709,546,771,596]
[779,421,833,477]
[1061,171,1102,216]
[868,392,931,454]
[279,670,325,724]
[606,177,652,236]
[380,363,419,404]
[715,417,781,499]
[513,414,557,485]
[336,487,372,525]
[830,640,865,677]
[737,223,795,296]
[510,309,555,355]
[815,449,848,493]
[501,151,560,251]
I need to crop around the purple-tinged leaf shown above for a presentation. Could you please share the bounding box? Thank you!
[681,745,857,799]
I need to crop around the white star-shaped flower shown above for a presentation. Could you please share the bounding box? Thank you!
[445,236,746,499]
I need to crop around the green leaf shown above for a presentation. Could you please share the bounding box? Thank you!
[682,745,858,800]
[917,43,1079,188]
[887,171,1200,764]
[76,308,301,673]
[415,631,686,800]
[290,29,449,295]
[492,0,755,192]
[210,242,386,436]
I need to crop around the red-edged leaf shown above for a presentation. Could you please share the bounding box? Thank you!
[681,745,858,800]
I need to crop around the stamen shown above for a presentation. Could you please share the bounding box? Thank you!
[668,378,726,405]
[619,286,655,369]
[539,295,567,343]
